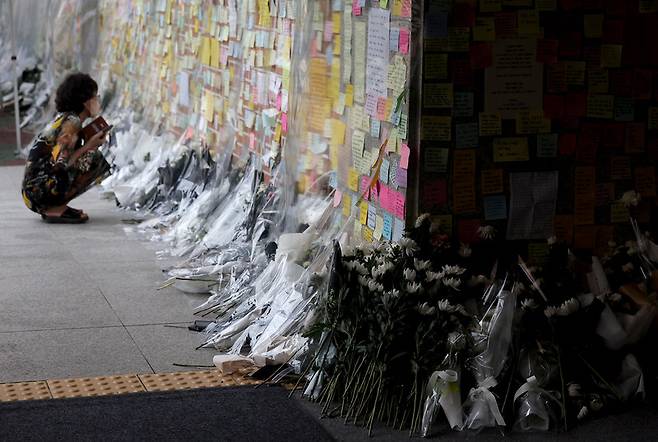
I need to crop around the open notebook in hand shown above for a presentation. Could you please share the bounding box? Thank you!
[80,116,112,142]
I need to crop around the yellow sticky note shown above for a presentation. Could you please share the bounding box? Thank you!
[359,201,368,225]
[584,14,604,39]
[473,17,495,42]
[204,94,214,123]
[479,113,502,136]
[421,116,452,141]
[480,0,502,13]
[345,84,354,107]
[331,119,346,146]
[363,226,373,242]
[343,193,352,217]
[601,45,623,68]
[210,39,220,68]
[517,10,539,35]
[200,37,211,65]
[348,168,359,192]
[332,12,341,33]
[493,137,530,162]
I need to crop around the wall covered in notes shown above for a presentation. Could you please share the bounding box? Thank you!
[92,0,418,243]
[420,0,658,260]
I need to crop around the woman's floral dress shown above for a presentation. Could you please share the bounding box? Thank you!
[21,113,111,214]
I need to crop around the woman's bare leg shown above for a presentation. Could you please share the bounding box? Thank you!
[43,205,68,217]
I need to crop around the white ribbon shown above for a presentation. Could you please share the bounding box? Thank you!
[467,376,505,427]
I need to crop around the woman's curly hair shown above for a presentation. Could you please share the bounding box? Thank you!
[55,73,98,114]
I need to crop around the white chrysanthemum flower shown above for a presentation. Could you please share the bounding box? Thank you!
[437,299,452,312]
[441,264,466,276]
[621,190,641,208]
[367,279,384,292]
[626,241,638,255]
[388,289,401,298]
[622,262,635,273]
[415,213,431,228]
[458,243,472,258]
[442,277,461,290]
[358,275,369,287]
[344,261,356,271]
[418,302,436,316]
[553,298,579,316]
[609,292,622,302]
[414,258,431,271]
[547,236,557,245]
[577,406,588,420]
[354,261,369,275]
[399,238,420,256]
[568,383,582,397]
[403,268,417,281]
[544,305,558,318]
[406,282,422,293]
[521,298,538,310]
[478,225,496,240]
[426,271,441,282]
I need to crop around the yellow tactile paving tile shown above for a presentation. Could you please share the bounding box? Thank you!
[0,368,270,402]
[0,381,52,402]
[138,369,259,392]
[47,374,145,399]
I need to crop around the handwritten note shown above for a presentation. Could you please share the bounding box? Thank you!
[422,116,452,141]
[481,169,504,195]
[479,113,502,136]
[424,147,449,173]
[493,137,529,162]
[507,171,559,240]
[484,195,508,220]
[366,8,390,98]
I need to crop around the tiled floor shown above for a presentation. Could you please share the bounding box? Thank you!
[0,165,215,383]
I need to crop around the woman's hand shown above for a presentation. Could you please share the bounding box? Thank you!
[84,129,109,151]
[68,129,108,165]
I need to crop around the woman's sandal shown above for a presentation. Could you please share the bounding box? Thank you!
[41,207,89,224]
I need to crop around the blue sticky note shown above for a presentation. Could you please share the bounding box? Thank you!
[383,213,393,240]
[370,119,381,138]
[380,158,390,184]
[614,97,634,122]
[537,134,558,158]
[390,27,400,52]
[392,217,405,241]
[328,171,337,189]
[367,204,377,230]
[484,195,508,221]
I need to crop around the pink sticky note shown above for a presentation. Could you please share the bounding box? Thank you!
[281,113,288,132]
[376,98,387,121]
[400,143,410,169]
[352,0,362,16]
[379,185,392,212]
[360,176,371,199]
[399,28,410,54]
[401,0,412,18]
[249,132,256,151]
[333,190,342,207]
[393,191,406,219]
[365,94,378,116]
[324,21,333,42]
[276,93,282,111]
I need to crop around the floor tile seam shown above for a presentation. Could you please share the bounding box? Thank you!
[0,321,190,334]
[122,322,157,375]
